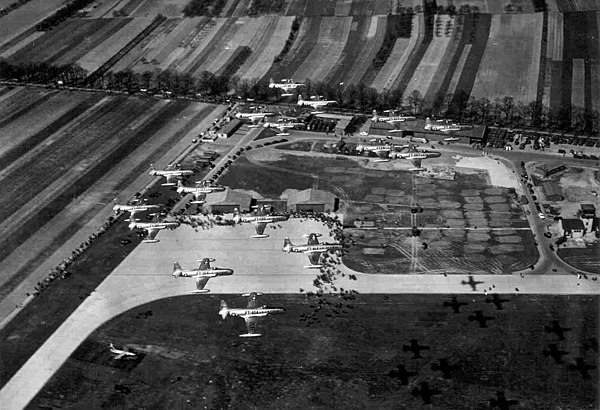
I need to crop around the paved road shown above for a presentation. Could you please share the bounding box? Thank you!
[1,218,598,409]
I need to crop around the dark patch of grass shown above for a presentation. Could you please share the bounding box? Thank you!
[558,243,600,274]
[30,294,599,409]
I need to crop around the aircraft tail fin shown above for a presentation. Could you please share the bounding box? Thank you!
[372,110,378,121]
[173,262,182,276]
[232,208,241,223]
[282,237,293,252]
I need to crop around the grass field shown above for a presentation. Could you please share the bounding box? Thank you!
[0,0,68,47]
[217,148,536,274]
[28,294,599,409]
[471,13,544,103]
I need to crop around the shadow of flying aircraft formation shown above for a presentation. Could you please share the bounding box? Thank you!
[443,296,468,313]
[402,339,430,359]
[467,310,494,328]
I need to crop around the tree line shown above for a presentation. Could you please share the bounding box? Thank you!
[0,58,597,136]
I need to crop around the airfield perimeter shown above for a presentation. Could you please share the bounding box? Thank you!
[1,215,598,409]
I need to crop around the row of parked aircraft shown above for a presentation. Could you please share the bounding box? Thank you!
[356,140,441,171]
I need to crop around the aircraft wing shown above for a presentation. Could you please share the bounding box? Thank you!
[243,316,259,336]
[195,276,210,291]
[254,222,268,236]
[307,234,320,245]
[307,251,323,266]
[193,192,207,203]
[146,228,161,241]
[112,353,126,360]
[246,293,260,309]
[374,149,390,159]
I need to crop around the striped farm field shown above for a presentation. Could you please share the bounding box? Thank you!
[6,18,128,65]
[0,86,221,306]
[554,0,600,11]
[370,15,418,91]
[265,16,321,82]
[77,16,155,73]
[542,12,564,109]
[325,16,387,86]
[291,16,353,82]
[0,0,67,47]
[571,58,585,109]
[238,16,295,81]
[404,15,454,100]
[127,0,189,17]
[470,13,544,103]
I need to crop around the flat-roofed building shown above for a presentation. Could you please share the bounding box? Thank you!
[541,181,564,201]
[560,219,586,238]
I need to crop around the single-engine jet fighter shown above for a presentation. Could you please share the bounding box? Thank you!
[372,109,416,123]
[297,95,337,109]
[128,219,180,243]
[109,343,136,360]
[172,258,234,293]
[113,203,160,221]
[219,292,285,337]
[149,164,193,186]
[283,233,343,268]
[233,206,289,238]
[269,78,305,96]
[176,180,226,204]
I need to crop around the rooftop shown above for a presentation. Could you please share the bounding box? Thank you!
[561,218,585,231]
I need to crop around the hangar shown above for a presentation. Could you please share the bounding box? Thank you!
[286,188,338,213]
[204,188,252,213]
[541,181,564,201]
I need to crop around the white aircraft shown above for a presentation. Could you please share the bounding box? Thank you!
[282,233,343,268]
[268,78,305,96]
[172,258,234,293]
[112,203,160,221]
[128,219,180,243]
[233,206,289,238]
[235,111,274,120]
[219,292,285,337]
[424,117,462,133]
[149,164,194,186]
[372,110,416,123]
[263,121,297,136]
[393,143,441,171]
[443,136,461,142]
[356,138,410,162]
[297,95,337,109]
[176,180,225,204]
[109,343,136,360]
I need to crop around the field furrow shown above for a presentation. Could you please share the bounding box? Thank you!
[183,18,237,75]
[571,58,585,109]
[0,32,45,59]
[239,16,294,81]
[0,96,149,221]
[77,16,154,73]
[405,15,454,100]
[334,0,352,16]
[556,0,600,11]
[0,0,69,47]
[351,15,388,86]
[0,88,54,122]
[371,15,418,91]
[325,16,371,84]
[471,13,543,103]
[129,0,188,17]
[446,44,471,96]
[292,16,353,82]
[390,13,429,93]
[0,92,94,167]
[203,17,266,74]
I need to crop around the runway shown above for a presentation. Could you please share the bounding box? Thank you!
[0,219,598,409]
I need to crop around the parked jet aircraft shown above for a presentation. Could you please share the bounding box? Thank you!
[172,258,234,293]
[113,203,160,221]
[297,95,337,109]
[282,233,343,268]
[424,117,462,133]
[269,78,305,96]
[219,292,285,337]
[372,109,416,123]
[176,180,226,204]
[128,219,180,243]
[149,164,194,186]
[233,206,289,238]
[109,343,136,360]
